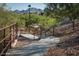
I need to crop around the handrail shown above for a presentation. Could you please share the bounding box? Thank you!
[0,22,18,56]
[0,40,11,55]
[42,21,79,36]
[0,23,16,31]
[0,33,11,43]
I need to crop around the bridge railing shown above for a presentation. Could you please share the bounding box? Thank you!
[42,20,79,37]
[54,20,79,36]
[0,23,18,56]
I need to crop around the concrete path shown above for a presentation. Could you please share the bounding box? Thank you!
[6,35,60,56]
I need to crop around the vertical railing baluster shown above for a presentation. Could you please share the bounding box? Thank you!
[52,26,54,36]
[13,25,15,42]
[3,29,5,48]
[3,29,6,55]
[15,24,18,39]
[9,26,12,48]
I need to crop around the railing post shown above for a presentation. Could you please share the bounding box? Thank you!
[13,25,15,41]
[52,26,54,36]
[3,29,6,48]
[15,23,18,39]
[39,27,42,39]
[9,26,12,48]
[34,29,35,40]
[3,29,6,55]
[29,26,30,33]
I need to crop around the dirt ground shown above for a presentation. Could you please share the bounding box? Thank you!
[45,36,79,56]
[14,37,32,48]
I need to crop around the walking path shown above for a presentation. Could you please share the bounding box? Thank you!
[6,34,60,56]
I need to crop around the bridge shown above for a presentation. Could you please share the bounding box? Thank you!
[0,20,79,56]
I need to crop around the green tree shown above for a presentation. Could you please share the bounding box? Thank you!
[44,3,79,30]
[0,3,18,28]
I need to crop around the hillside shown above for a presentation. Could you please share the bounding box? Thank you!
[14,7,43,14]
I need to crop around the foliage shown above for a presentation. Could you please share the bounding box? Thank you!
[44,3,79,20]
[0,3,58,29]
[0,4,15,28]
[21,14,57,28]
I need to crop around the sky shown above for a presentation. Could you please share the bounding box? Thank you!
[7,3,46,11]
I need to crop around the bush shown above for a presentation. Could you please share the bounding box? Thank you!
[0,10,16,28]
[22,14,58,28]
[0,10,58,29]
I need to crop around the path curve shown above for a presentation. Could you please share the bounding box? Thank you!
[6,35,60,56]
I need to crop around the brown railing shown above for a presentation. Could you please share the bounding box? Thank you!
[54,20,79,36]
[0,23,18,56]
[43,20,79,37]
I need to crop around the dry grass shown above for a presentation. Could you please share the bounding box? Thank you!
[45,36,79,56]
[45,47,79,56]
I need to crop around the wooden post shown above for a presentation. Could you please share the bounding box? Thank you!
[9,26,12,48]
[12,25,15,44]
[53,26,54,36]
[15,23,18,39]
[34,29,36,39]
[45,30,46,37]
[3,29,6,48]
[39,27,42,39]
[72,20,75,31]
[3,29,6,55]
